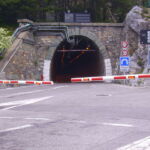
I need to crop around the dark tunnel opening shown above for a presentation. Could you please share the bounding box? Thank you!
[51,35,105,83]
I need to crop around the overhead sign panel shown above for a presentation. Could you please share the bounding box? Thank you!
[64,13,74,23]
[64,13,91,23]
[75,13,91,23]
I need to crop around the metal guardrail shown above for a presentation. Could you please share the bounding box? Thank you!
[12,22,72,43]
[12,24,32,41]
[33,25,71,42]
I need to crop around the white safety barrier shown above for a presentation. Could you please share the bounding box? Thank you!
[71,74,150,83]
[0,80,54,85]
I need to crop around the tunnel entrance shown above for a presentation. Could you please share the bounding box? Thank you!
[51,35,105,83]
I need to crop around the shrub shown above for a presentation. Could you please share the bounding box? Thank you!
[0,27,12,58]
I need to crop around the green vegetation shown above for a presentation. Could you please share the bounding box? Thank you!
[0,27,12,59]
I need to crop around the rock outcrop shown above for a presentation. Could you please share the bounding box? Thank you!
[124,6,150,74]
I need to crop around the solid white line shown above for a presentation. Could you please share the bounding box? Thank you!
[0,124,33,133]
[0,90,44,98]
[102,122,133,127]
[1,96,53,110]
[117,136,150,150]
[0,117,50,121]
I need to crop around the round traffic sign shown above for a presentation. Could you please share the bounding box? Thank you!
[121,41,128,48]
[121,50,128,56]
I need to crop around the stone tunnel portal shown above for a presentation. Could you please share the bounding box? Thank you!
[51,35,105,83]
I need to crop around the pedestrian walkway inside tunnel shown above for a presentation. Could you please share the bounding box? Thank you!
[51,35,105,83]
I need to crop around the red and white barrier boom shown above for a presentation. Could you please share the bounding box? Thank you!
[0,80,54,85]
[71,74,150,83]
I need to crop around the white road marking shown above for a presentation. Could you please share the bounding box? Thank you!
[63,120,133,128]
[0,90,44,98]
[0,117,15,119]
[102,122,133,127]
[0,96,53,110]
[0,124,33,133]
[53,86,68,89]
[0,116,50,121]
[117,136,150,150]
[5,85,36,90]
[25,117,50,121]
[63,120,87,124]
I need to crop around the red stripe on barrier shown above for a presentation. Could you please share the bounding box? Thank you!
[71,78,82,82]
[114,76,126,80]
[0,81,3,83]
[138,75,150,78]
[26,81,34,84]
[91,77,103,81]
[10,81,19,84]
[42,81,52,85]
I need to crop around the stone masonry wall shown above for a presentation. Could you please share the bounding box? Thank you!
[3,22,139,81]
[4,31,43,80]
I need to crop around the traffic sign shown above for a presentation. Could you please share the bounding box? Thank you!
[120,57,130,67]
[121,41,128,48]
[121,50,128,56]
[121,41,129,57]
[120,56,130,72]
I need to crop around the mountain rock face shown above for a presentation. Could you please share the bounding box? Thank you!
[125,6,147,34]
[124,6,150,75]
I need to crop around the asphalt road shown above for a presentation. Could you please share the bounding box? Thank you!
[0,83,150,150]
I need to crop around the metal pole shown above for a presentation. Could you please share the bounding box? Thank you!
[147,45,150,72]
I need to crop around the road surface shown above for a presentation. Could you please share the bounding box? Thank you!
[0,83,150,150]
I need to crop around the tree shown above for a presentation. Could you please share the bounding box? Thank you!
[0,0,137,24]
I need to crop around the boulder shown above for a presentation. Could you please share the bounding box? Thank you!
[125,6,148,35]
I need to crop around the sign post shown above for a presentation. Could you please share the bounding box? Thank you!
[120,41,130,72]
[120,41,130,84]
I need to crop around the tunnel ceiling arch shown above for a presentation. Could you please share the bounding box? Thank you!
[51,35,106,83]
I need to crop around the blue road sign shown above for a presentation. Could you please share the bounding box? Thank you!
[120,57,130,67]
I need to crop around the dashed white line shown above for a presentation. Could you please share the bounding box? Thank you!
[63,120,133,128]
[25,117,50,121]
[102,122,134,128]
[0,124,33,133]
[53,86,68,89]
